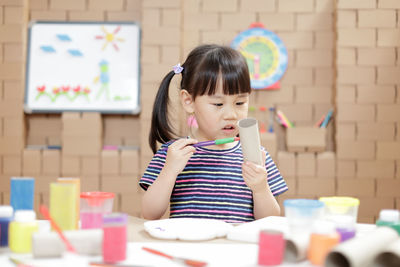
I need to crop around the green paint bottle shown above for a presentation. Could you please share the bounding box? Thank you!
[376,209,400,235]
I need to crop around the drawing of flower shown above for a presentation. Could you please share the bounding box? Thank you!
[37,85,46,92]
[83,87,91,94]
[73,86,81,93]
[53,87,60,94]
[61,86,70,93]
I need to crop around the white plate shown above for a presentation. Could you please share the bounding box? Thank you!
[144,218,234,241]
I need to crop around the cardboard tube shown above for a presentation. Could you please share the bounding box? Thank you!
[284,234,310,262]
[371,239,400,267]
[238,118,263,165]
[325,227,398,267]
[32,229,103,258]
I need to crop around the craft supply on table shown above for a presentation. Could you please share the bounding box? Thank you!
[50,182,77,230]
[80,192,115,229]
[57,178,80,229]
[102,213,128,263]
[142,246,207,267]
[238,118,263,165]
[10,177,35,211]
[0,205,13,247]
[376,209,400,235]
[161,137,239,151]
[258,230,285,266]
[9,210,39,253]
[144,218,233,241]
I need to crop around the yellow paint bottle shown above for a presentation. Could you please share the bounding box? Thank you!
[57,178,80,229]
[50,183,77,231]
[9,210,39,253]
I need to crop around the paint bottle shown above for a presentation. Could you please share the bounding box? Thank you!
[9,210,39,253]
[102,213,127,263]
[334,215,356,242]
[376,209,400,235]
[0,205,13,247]
[307,220,340,266]
[10,177,35,211]
[57,178,80,229]
[258,229,285,265]
[50,183,77,230]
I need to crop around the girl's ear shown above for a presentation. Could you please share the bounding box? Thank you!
[180,89,194,114]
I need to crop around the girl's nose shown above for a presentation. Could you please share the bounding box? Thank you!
[224,104,238,119]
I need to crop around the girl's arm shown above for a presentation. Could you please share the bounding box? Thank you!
[242,151,281,220]
[141,138,197,220]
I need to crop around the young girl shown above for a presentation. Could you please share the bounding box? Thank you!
[140,44,288,223]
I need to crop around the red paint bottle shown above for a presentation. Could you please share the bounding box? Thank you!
[102,213,128,263]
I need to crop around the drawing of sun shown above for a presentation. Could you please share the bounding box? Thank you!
[95,26,125,51]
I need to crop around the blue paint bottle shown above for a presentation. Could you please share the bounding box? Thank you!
[10,177,35,211]
[0,205,13,246]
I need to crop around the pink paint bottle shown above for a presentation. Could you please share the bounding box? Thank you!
[102,213,127,263]
[80,192,115,229]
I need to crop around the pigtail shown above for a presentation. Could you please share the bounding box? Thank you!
[149,71,176,154]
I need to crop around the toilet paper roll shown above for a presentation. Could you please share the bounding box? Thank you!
[32,228,103,258]
[371,239,400,267]
[284,234,310,262]
[325,227,398,267]
[237,118,263,166]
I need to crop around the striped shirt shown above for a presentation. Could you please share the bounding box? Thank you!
[139,141,288,223]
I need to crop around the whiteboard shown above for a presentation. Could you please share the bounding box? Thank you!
[25,21,141,114]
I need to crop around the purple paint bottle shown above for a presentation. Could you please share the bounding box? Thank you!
[0,205,13,247]
[334,215,356,242]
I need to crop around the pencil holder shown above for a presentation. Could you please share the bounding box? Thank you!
[102,213,128,263]
[50,183,77,230]
[286,127,326,152]
[57,178,80,229]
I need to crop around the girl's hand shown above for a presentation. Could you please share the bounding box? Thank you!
[242,150,268,193]
[164,138,197,176]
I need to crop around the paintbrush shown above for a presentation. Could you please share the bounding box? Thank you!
[39,205,76,253]
[142,247,207,267]
[161,137,239,151]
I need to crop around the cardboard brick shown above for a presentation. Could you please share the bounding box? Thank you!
[283,177,297,196]
[120,192,143,217]
[337,67,376,85]
[62,136,102,156]
[287,127,326,153]
[61,156,80,176]
[277,152,296,178]
[101,150,119,175]
[4,43,24,62]
[81,156,100,176]
[336,123,356,141]
[296,86,332,104]
[378,29,400,47]
[280,67,313,86]
[274,32,313,49]
[259,13,294,31]
[203,0,237,12]
[337,104,375,122]
[3,156,21,175]
[315,67,334,86]
[358,85,396,104]
[162,9,180,27]
[42,150,61,175]
[358,216,375,224]
[221,13,256,31]
[3,118,25,137]
[377,67,400,84]
[337,0,376,9]
[296,153,316,177]
[337,10,356,28]
[69,10,104,21]
[297,178,335,196]
[142,0,180,8]
[336,160,356,179]
[357,122,395,141]
[337,178,375,197]
[357,197,394,218]
[377,142,400,160]
[278,0,313,12]
[337,48,356,66]
[22,149,41,176]
[101,175,138,193]
[27,135,47,146]
[337,141,375,160]
[113,193,121,212]
[35,175,56,193]
[376,179,400,197]
[80,175,100,192]
[296,13,332,31]
[50,0,85,10]
[260,132,277,159]
[317,152,336,178]
[357,160,395,179]
[120,149,140,175]
[297,49,333,67]
[315,32,334,49]
[62,112,102,137]
[0,99,24,118]
[358,48,395,66]
[0,136,24,155]
[88,0,123,10]
[358,10,396,28]
[377,104,400,122]
[0,176,10,194]
[30,0,50,9]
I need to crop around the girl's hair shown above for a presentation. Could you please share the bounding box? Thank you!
[149,44,251,153]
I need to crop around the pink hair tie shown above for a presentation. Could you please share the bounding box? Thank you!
[173,63,183,74]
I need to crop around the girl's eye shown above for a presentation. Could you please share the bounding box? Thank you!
[213,103,223,107]
[236,102,245,105]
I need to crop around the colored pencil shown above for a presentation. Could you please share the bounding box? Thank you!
[320,109,333,128]
[39,205,76,253]
[142,247,207,267]
[161,137,239,151]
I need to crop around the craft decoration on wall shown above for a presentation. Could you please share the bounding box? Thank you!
[25,22,140,114]
[231,23,288,90]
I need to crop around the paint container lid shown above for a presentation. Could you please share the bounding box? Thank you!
[80,192,115,206]
[103,213,128,225]
[14,210,36,222]
[284,199,324,210]
[379,209,400,223]
[0,205,13,217]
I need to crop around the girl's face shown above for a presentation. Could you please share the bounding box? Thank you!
[190,81,249,147]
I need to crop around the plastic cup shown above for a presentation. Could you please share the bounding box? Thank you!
[283,199,324,237]
[80,192,115,229]
[319,197,359,230]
